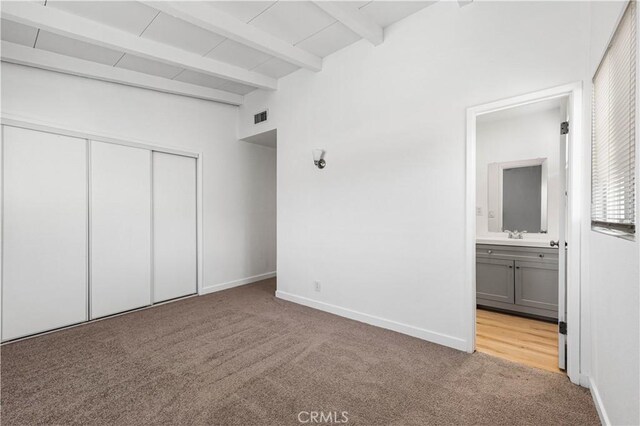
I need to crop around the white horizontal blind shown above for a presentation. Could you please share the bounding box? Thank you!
[592,0,637,235]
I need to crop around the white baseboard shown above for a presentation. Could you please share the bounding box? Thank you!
[589,376,610,426]
[579,374,591,388]
[275,290,467,352]
[201,271,276,295]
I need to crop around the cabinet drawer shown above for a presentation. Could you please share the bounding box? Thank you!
[477,244,558,263]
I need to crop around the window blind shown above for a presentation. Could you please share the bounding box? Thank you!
[592,0,637,236]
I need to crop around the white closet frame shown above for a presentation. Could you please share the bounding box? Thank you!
[0,115,204,341]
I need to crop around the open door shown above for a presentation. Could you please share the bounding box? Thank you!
[556,112,569,371]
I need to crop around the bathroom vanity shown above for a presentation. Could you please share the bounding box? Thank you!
[476,150,561,320]
[476,242,558,320]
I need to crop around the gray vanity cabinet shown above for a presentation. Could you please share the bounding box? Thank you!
[476,258,514,303]
[476,244,558,319]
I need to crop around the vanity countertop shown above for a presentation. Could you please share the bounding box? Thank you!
[476,235,555,248]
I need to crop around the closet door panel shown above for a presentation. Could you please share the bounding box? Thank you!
[90,141,151,319]
[153,152,197,303]
[2,126,88,341]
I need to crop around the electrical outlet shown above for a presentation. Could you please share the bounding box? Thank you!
[314,281,321,292]
[476,207,483,216]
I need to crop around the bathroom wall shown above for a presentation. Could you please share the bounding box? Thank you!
[476,104,563,239]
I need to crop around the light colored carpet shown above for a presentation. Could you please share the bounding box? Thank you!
[1,278,599,425]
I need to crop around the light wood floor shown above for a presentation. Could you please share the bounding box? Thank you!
[476,308,562,373]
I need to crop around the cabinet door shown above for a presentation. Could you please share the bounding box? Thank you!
[514,260,558,311]
[2,126,88,341]
[476,258,514,303]
[152,152,197,303]
[90,141,151,319]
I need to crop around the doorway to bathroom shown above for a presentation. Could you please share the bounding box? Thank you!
[465,83,583,383]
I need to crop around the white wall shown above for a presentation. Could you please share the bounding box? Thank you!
[239,1,590,350]
[476,106,561,238]
[1,63,277,292]
[585,2,640,424]
[238,89,277,141]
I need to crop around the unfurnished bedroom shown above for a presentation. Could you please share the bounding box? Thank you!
[0,1,638,425]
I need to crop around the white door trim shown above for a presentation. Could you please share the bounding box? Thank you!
[0,115,205,298]
[465,82,583,385]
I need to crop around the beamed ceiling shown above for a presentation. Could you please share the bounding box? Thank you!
[1,1,436,105]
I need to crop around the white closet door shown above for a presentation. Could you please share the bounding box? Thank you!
[153,152,197,303]
[2,126,88,341]
[90,141,151,319]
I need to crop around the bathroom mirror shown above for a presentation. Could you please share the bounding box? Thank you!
[487,158,548,233]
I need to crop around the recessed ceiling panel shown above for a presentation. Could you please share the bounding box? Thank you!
[47,1,159,35]
[173,69,229,90]
[351,1,373,7]
[333,1,372,10]
[359,1,435,28]
[251,58,299,79]
[250,1,335,45]
[115,54,183,79]
[296,21,360,58]
[141,12,226,56]
[206,39,273,70]
[207,1,277,23]
[35,30,124,66]
[1,19,38,47]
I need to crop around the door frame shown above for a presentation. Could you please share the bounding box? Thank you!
[464,82,583,384]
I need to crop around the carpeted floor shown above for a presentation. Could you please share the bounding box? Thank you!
[1,278,599,425]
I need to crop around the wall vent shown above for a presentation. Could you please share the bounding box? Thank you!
[254,110,268,124]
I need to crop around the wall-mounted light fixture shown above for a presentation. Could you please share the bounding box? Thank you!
[312,149,326,169]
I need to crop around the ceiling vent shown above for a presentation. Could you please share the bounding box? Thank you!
[254,110,268,124]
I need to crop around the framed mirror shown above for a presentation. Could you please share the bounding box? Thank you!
[487,158,548,233]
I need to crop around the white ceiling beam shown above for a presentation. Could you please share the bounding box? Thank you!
[1,41,244,106]
[312,2,383,46]
[142,1,322,72]
[0,1,277,90]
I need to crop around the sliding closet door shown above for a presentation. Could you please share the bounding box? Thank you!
[2,126,88,341]
[153,152,197,303]
[90,141,151,319]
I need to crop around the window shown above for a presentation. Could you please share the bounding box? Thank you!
[592,0,637,238]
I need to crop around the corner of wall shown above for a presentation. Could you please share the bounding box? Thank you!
[237,89,277,141]
[275,290,469,352]
[202,272,277,295]
[589,376,611,425]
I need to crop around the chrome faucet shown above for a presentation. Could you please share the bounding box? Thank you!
[506,229,527,239]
